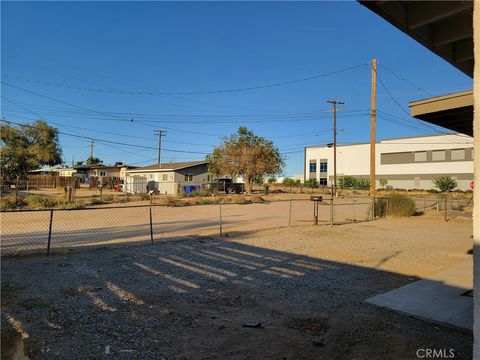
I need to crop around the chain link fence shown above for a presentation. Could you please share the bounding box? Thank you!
[0,198,395,256]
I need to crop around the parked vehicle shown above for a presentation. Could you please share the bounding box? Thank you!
[205,178,244,194]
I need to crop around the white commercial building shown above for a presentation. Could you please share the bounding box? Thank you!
[305,133,474,191]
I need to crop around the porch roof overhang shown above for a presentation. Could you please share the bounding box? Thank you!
[358,1,474,135]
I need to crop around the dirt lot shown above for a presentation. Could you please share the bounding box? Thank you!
[1,216,473,359]
[1,200,374,255]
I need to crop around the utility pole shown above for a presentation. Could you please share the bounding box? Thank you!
[154,130,167,166]
[370,58,377,197]
[327,99,345,196]
[89,140,94,160]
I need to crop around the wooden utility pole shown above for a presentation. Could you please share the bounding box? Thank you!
[154,130,167,166]
[327,99,344,196]
[370,59,377,197]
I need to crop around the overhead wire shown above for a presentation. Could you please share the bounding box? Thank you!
[3,63,368,96]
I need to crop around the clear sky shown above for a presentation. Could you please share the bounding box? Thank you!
[1,1,472,176]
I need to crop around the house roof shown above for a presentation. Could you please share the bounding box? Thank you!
[128,160,208,172]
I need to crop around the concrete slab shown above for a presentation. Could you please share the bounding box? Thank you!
[366,260,473,331]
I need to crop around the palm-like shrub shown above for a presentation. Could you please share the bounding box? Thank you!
[433,176,457,193]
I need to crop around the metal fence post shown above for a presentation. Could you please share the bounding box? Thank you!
[371,197,375,221]
[288,200,292,227]
[47,209,54,255]
[329,199,333,226]
[219,204,223,237]
[149,205,154,244]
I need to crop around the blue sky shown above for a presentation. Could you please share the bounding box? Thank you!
[1,1,472,176]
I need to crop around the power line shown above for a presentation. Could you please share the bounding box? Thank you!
[3,63,367,96]
[1,119,209,155]
[378,63,432,97]
[375,72,444,134]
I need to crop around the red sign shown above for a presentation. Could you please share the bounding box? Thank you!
[470,181,474,190]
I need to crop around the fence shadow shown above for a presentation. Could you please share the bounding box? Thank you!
[1,235,473,359]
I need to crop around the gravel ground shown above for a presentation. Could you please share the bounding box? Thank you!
[1,216,473,359]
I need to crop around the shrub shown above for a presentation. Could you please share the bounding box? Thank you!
[338,176,370,189]
[0,195,19,210]
[189,189,211,197]
[102,195,114,202]
[24,195,57,209]
[196,198,215,205]
[386,193,416,216]
[433,176,457,193]
[304,178,318,188]
[267,177,277,184]
[282,178,295,187]
[90,198,104,205]
[250,195,264,203]
[374,197,388,217]
[379,178,388,188]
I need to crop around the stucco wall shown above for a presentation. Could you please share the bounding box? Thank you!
[305,134,474,190]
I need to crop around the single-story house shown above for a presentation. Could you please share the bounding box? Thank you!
[75,162,137,179]
[125,161,213,194]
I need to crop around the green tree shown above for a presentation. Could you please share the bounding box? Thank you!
[282,178,295,187]
[267,177,277,184]
[1,120,62,199]
[304,178,318,189]
[85,156,103,166]
[206,127,284,194]
[433,176,457,192]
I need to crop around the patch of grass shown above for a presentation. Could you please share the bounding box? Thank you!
[18,297,49,310]
[196,198,215,205]
[89,197,104,205]
[0,195,19,210]
[102,195,114,202]
[57,200,87,209]
[24,194,57,209]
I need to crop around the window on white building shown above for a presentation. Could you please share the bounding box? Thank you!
[163,174,168,181]
[451,149,465,160]
[414,152,427,162]
[320,160,327,172]
[184,174,193,182]
[432,150,445,161]
[309,160,316,173]
[319,178,327,186]
[99,170,107,177]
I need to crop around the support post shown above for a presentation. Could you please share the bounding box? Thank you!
[370,58,377,197]
[288,200,292,227]
[329,199,333,226]
[149,206,154,244]
[444,193,448,222]
[47,209,54,255]
[473,3,479,357]
[219,204,223,237]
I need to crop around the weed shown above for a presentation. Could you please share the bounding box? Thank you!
[24,195,56,209]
